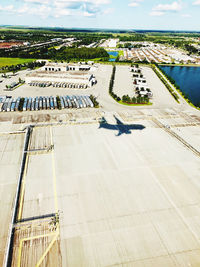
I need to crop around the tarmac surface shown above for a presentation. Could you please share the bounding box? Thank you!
[0,133,24,266]
[0,64,200,266]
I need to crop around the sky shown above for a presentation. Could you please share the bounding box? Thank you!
[0,0,200,31]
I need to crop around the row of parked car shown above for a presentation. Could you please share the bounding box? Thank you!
[0,95,94,112]
[135,87,153,98]
[131,67,153,98]
[29,82,88,89]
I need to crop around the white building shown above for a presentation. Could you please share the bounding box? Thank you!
[108,39,118,48]
[25,63,97,87]
[42,62,97,72]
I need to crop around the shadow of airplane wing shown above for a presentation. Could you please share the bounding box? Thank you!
[99,117,118,131]
[114,115,124,125]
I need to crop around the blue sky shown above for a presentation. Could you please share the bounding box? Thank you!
[0,0,200,31]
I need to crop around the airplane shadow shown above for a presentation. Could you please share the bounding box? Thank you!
[99,115,145,136]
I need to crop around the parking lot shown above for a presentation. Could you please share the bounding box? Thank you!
[113,65,178,109]
[29,81,88,89]
[0,95,94,112]
[0,65,105,98]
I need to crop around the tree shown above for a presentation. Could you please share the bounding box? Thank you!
[132,97,136,103]
[90,95,99,108]
[136,96,141,103]
[122,95,127,102]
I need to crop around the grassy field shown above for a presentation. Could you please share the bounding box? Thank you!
[0,58,36,68]
[118,50,124,57]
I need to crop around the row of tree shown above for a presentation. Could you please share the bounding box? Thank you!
[0,41,62,58]
[184,44,199,55]
[118,34,146,42]
[152,65,179,102]
[122,95,149,104]
[48,47,109,61]
[0,61,46,73]
[117,43,144,49]
[0,30,66,42]
[0,46,109,61]
[109,65,121,102]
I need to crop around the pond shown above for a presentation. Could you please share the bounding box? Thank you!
[108,51,119,62]
[160,65,200,107]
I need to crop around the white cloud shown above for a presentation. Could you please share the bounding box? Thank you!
[22,0,110,7]
[150,1,182,16]
[24,0,50,4]
[53,8,71,18]
[129,0,143,7]
[16,4,52,18]
[181,13,191,17]
[153,1,182,12]
[193,0,200,5]
[150,11,164,16]
[0,5,14,12]
[103,8,114,15]
[83,11,95,17]
[1,0,111,18]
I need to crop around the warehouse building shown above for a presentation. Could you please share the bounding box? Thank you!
[25,63,97,88]
[42,62,97,72]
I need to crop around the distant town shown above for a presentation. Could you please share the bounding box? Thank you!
[0,28,200,65]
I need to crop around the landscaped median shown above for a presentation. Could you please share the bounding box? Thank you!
[151,64,180,103]
[118,100,152,106]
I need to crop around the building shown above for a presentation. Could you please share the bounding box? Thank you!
[108,39,118,48]
[42,62,97,72]
[25,63,97,88]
